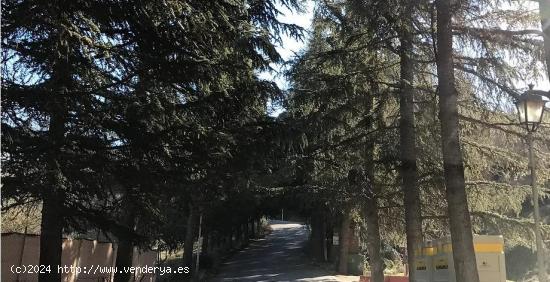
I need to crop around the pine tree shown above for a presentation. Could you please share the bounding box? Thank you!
[435,1,480,281]
[398,0,423,279]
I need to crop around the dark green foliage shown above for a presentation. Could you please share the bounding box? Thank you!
[2,0,550,280]
[1,0,304,264]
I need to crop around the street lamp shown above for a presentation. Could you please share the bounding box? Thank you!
[515,84,549,282]
[516,84,549,132]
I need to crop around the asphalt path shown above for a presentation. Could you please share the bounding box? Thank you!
[211,221,342,282]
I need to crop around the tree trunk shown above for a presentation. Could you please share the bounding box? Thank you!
[435,1,480,282]
[364,155,384,282]
[228,230,233,249]
[202,228,210,255]
[113,198,137,282]
[184,207,198,271]
[244,222,249,243]
[364,193,384,282]
[362,76,384,282]
[250,219,256,238]
[39,193,63,282]
[241,224,245,246]
[309,209,326,261]
[326,224,334,262]
[338,207,352,274]
[39,53,68,282]
[322,219,328,262]
[399,0,423,280]
[235,223,243,247]
[539,0,550,82]
[216,233,221,251]
[114,240,134,282]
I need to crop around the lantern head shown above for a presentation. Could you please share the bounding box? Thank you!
[516,84,549,132]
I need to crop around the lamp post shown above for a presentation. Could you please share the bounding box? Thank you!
[516,84,549,282]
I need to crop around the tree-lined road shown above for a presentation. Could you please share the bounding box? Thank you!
[211,221,344,282]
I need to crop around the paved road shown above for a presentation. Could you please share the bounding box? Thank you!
[211,221,343,282]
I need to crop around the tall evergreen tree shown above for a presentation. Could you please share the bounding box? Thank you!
[2,1,127,279]
[435,1,480,281]
[397,0,423,280]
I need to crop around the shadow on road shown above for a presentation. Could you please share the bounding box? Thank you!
[210,221,340,282]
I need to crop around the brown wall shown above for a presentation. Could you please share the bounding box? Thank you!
[1,233,157,282]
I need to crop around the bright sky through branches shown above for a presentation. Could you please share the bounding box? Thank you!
[262,1,550,116]
[262,1,315,116]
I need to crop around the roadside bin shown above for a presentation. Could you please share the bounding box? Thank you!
[416,241,435,282]
[431,235,506,282]
[432,237,452,282]
[474,235,506,282]
[348,253,365,275]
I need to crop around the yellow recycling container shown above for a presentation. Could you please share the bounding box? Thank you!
[432,237,451,282]
[415,241,436,282]
[431,235,506,282]
[474,235,506,282]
